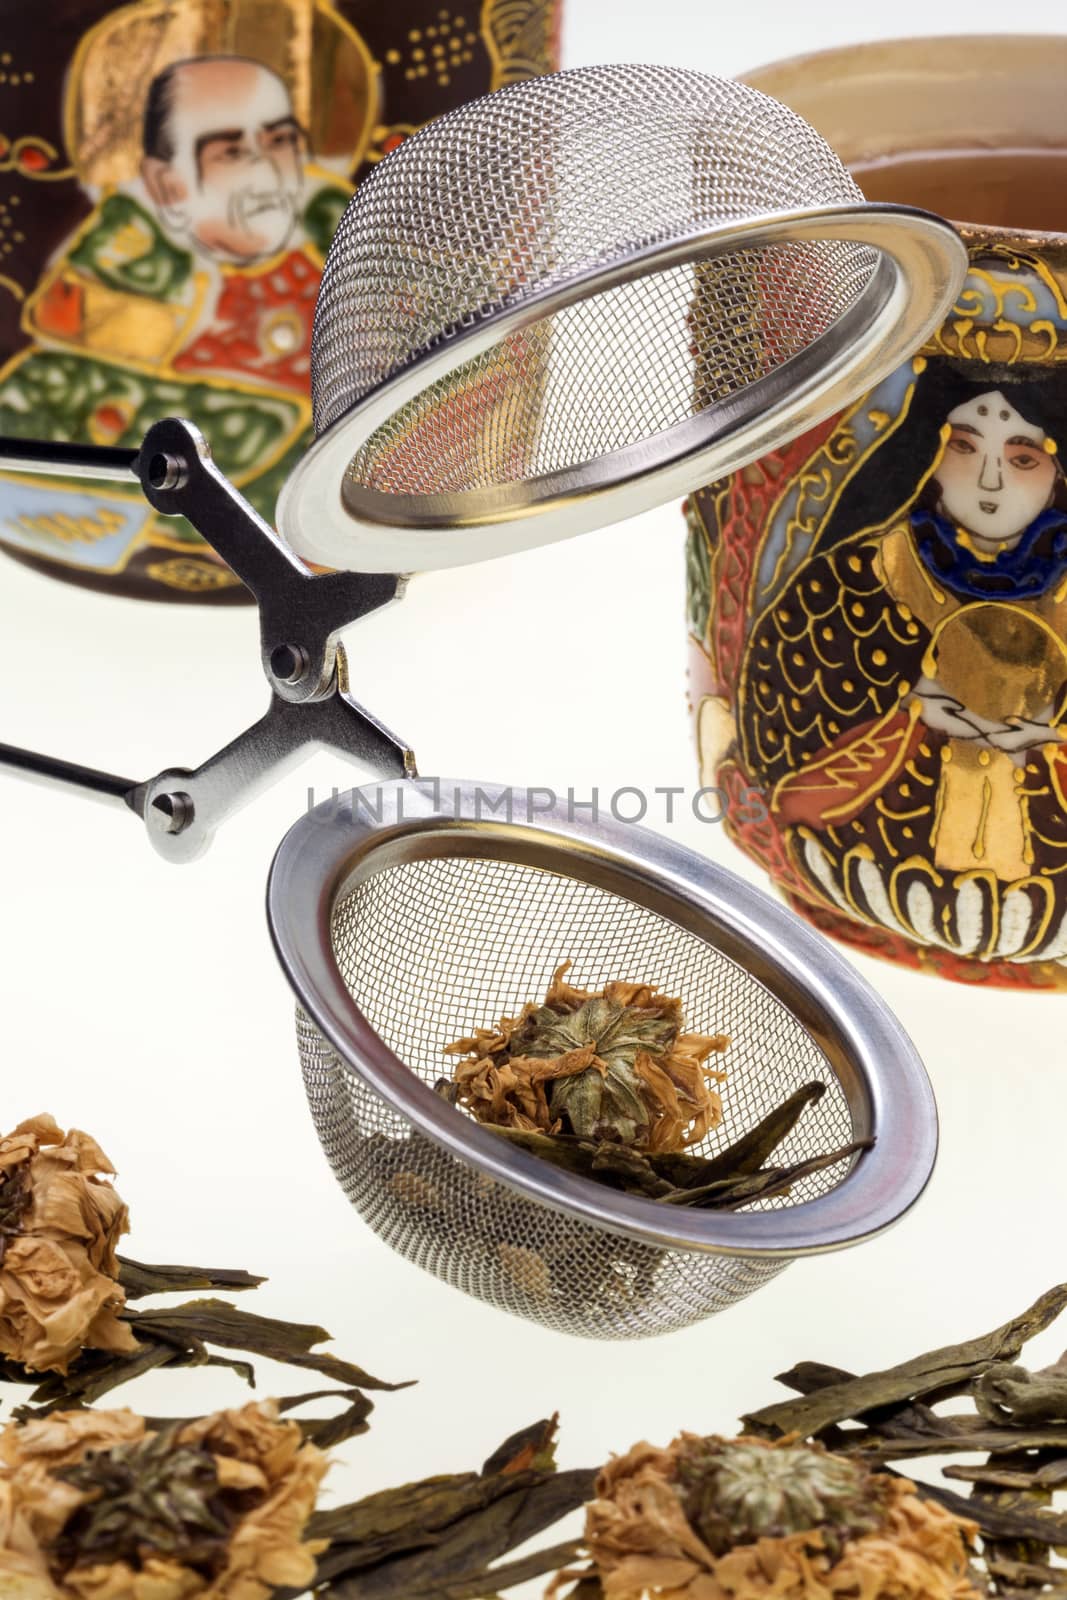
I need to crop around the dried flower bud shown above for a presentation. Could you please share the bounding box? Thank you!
[573,1432,981,1599]
[447,964,727,1155]
[674,1437,887,1561]
[0,1115,138,1374]
[0,1400,328,1599]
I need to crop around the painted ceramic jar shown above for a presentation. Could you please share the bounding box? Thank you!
[686,36,1067,989]
[0,0,561,602]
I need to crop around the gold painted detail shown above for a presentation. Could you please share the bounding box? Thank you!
[144,557,242,592]
[772,701,920,824]
[31,269,194,367]
[0,134,73,181]
[396,10,478,87]
[482,0,559,87]
[66,0,379,188]
[925,246,1067,365]
[5,506,126,546]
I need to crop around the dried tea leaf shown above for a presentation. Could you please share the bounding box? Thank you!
[662,1140,873,1209]
[589,1142,673,1198]
[858,1425,1067,1464]
[650,1081,827,1189]
[766,1358,959,1439]
[283,1419,594,1600]
[127,1388,376,1453]
[116,1255,266,1298]
[744,1284,1067,1438]
[485,1127,671,1196]
[413,1538,585,1600]
[975,1363,1067,1426]
[915,1478,1067,1551]
[6,1299,408,1427]
[485,1123,869,1210]
[749,1360,1067,1464]
[307,1475,488,1564]
[482,1415,560,1476]
[129,1299,410,1392]
[986,1553,1067,1591]
[943,1465,1067,1492]
[10,1337,180,1413]
[321,1470,596,1600]
[278,1386,377,1449]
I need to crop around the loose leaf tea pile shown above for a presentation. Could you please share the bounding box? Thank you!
[443,966,871,1207]
[0,1115,407,1444]
[552,1433,980,1600]
[739,1283,1067,1597]
[0,1110,603,1600]
[0,1401,595,1600]
[1,1399,329,1599]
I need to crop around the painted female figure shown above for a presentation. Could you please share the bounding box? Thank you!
[736,360,1067,967]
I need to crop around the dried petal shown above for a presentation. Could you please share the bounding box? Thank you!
[0,1117,137,1374]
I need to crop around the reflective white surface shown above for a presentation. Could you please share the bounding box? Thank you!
[1,4,1065,1594]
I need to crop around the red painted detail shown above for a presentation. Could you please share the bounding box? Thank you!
[35,276,84,339]
[174,249,318,394]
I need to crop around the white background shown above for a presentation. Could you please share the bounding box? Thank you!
[2,5,1067,1593]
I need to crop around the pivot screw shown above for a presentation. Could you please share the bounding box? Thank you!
[271,643,310,685]
[146,451,188,492]
[149,791,193,836]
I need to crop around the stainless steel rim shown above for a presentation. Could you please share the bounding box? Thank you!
[278,204,966,573]
[267,779,938,1256]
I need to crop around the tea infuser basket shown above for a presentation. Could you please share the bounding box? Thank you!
[269,781,938,1339]
[280,62,967,573]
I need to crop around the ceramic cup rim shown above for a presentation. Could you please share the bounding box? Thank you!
[741,33,1067,243]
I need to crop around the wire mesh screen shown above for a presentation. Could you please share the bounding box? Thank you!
[310,64,875,506]
[297,853,857,1338]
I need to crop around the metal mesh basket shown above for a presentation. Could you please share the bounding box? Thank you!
[278,64,965,573]
[270,782,937,1339]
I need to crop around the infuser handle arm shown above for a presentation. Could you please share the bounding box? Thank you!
[0,436,140,483]
[132,645,416,864]
[0,657,413,861]
[0,420,416,860]
[134,418,401,704]
[0,743,140,808]
[0,416,403,709]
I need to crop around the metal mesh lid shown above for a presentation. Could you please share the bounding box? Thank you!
[310,65,868,433]
[278,64,966,573]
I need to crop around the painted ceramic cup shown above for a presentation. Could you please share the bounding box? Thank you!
[686,35,1067,989]
[0,0,561,602]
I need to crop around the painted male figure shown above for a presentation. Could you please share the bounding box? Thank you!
[0,55,349,582]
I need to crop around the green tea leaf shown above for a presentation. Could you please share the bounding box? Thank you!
[129,1300,411,1392]
[116,1256,266,1299]
[744,1284,1067,1438]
